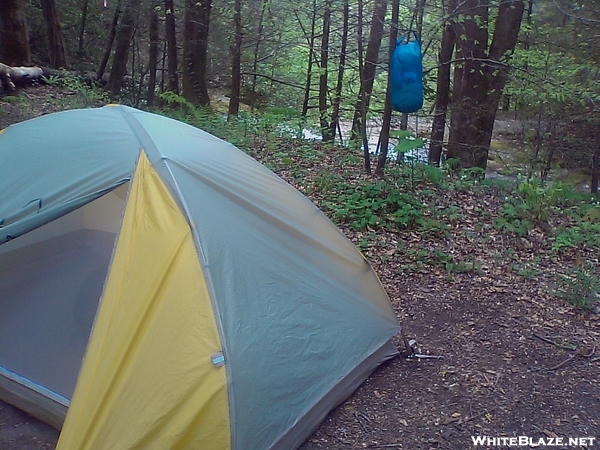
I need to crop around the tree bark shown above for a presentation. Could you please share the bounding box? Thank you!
[591,122,600,198]
[147,7,159,107]
[356,0,371,174]
[329,0,349,142]
[375,0,400,177]
[77,0,89,56]
[164,0,179,93]
[182,0,212,107]
[483,0,525,143]
[319,4,332,142]
[350,0,388,142]
[0,62,42,91]
[428,9,455,165]
[446,0,489,168]
[40,0,67,68]
[0,0,30,66]
[108,0,142,97]
[251,0,268,94]
[266,28,284,100]
[301,0,317,117]
[396,0,426,158]
[97,0,121,81]
[228,0,242,118]
[447,0,524,169]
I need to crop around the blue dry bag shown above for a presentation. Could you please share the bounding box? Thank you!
[390,33,424,113]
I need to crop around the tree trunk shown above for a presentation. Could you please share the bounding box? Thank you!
[428,8,455,166]
[319,4,332,142]
[228,0,242,118]
[396,0,426,160]
[301,0,317,117]
[329,0,349,142]
[446,0,489,168]
[375,0,400,177]
[447,0,524,169]
[356,0,371,174]
[147,7,159,107]
[40,0,67,69]
[591,123,600,197]
[416,0,425,32]
[108,0,142,97]
[97,0,121,81]
[164,0,179,93]
[130,28,138,104]
[182,0,211,107]
[541,121,556,182]
[251,0,268,94]
[350,0,388,142]
[483,0,525,145]
[0,0,30,66]
[77,0,88,57]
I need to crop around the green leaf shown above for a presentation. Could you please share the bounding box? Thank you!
[394,138,426,153]
[389,130,414,139]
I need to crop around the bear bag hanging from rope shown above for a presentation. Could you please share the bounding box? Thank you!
[390,32,424,113]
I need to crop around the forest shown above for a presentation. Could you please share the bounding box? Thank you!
[1,0,600,449]
[0,0,599,183]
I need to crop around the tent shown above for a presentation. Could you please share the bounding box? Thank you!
[0,105,401,450]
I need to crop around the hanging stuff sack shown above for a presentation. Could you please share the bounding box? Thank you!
[390,32,424,113]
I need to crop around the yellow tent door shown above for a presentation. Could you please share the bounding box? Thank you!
[56,152,230,450]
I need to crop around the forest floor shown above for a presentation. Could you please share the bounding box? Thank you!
[1,85,599,450]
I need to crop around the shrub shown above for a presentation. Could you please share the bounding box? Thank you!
[556,260,600,311]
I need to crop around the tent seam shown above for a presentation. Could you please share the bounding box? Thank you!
[115,106,236,449]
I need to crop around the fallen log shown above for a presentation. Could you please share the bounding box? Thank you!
[0,63,105,93]
[0,63,44,91]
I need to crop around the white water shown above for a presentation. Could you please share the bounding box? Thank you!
[297,122,429,163]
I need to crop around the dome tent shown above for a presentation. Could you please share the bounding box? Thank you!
[0,105,400,450]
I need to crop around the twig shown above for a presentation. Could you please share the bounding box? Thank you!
[456,408,496,425]
[533,343,596,371]
[367,444,403,448]
[532,332,577,352]
[580,343,596,358]
[354,411,370,433]
[240,72,304,89]
[532,332,557,346]
[545,354,577,371]
[494,372,501,388]
[549,0,600,24]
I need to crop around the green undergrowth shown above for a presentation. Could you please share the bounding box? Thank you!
[246,136,599,309]
[556,260,600,311]
[494,179,600,253]
[157,92,309,151]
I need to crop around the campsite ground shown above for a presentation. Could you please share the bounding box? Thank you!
[1,86,599,450]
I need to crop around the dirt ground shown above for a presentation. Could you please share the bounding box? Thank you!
[2,268,598,449]
[0,402,57,450]
[1,87,599,449]
[298,272,600,449]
